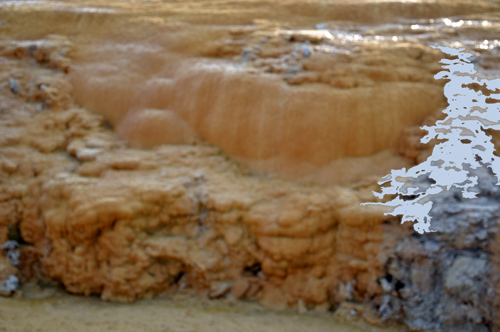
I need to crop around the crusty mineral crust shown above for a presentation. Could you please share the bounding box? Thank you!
[0,37,391,312]
[2,1,500,330]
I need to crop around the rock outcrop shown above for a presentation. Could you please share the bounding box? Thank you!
[0,37,392,311]
[69,27,448,184]
[1,1,500,331]
[375,167,500,331]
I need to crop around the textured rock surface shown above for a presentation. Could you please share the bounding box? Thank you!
[68,25,447,184]
[1,1,500,332]
[375,168,500,332]
[0,36,392,311]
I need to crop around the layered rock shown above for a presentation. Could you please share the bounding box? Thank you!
[0,38,391,312]
[69,29,447,184]
[2,1,500,331]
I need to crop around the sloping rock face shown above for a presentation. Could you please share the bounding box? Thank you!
[68,24,447,184]
[1,1,500,331]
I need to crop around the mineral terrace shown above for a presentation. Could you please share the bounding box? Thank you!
[1,1,500,331]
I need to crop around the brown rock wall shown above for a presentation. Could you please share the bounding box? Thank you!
[21,171,387,307]
[0,37,390,310]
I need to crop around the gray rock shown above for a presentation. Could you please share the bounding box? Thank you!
[8,78,19,95]
[2,240,20,266]
[0,275,19,296]
[444,256,486,299]
[375,166,498,331]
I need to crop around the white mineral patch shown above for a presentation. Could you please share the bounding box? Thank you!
[364,46,500,234]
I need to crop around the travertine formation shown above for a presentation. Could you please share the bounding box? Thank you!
[1,1,500,331]
[0,37,391,310]
[69,26,448,184]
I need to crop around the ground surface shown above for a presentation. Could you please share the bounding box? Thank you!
[0,285,406,332]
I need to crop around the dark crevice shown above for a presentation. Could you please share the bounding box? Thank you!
[244,262,262,276]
